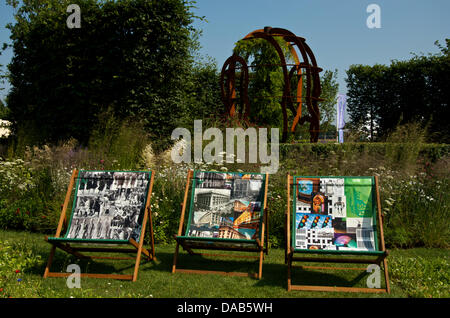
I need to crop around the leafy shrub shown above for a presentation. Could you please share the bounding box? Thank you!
[0,156,62,232]
[87,110,150,170]
[1,137,449,250]
[148,164,189,244]
[382,173,450,248]
[0,240,42,298]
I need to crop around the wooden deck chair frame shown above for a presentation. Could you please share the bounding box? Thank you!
[172,170,269,279]
[286,174,390,293]
[43,169,156,282]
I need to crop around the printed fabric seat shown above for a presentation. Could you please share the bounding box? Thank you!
[43,169,156,281]
[286,174,390,293]
[172,170,269,279]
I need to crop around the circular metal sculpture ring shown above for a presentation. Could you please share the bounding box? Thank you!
[220,26,323,143]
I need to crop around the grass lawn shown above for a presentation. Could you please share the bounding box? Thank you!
[0,230,448,298]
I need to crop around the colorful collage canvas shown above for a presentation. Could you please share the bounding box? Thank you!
[293,176,377,252]
[187,172,265,241]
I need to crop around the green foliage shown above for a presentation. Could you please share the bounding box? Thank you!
[0,157,61,232]
[295,69,339,140]
[390,254,449,298]
[0,139,448,249]
[5,0,199,148]
[317,69,339,132]
[87,110,150,170]
[149,165,188,243]
[0,240,41,273]
[266,175,287,248]
[234,37,291,128]
[385,122,427,171]
[0,239,42,298]
[279,142,449,166]
[0,230,449,298]
[346,40,450,142]
[382,173,449,248]
[176,56,223,139]
[0,103,8,119]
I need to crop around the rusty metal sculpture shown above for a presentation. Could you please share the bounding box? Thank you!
[220,27,323,143]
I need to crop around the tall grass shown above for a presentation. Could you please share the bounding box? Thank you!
[385,122,427,172]
[382,174,449,248]
[88,110,150,170]
[0,117,448,248]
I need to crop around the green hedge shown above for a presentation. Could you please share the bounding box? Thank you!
[279,142,449,161]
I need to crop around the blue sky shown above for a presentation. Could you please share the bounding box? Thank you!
[0,0,449,102]
[190,0,449,94]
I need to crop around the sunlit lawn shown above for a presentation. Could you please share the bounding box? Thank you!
[0,230,448,298]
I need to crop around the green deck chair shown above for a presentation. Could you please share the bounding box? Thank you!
[286,174,390,293]
[172,170,269,279]
[43,169,156,281]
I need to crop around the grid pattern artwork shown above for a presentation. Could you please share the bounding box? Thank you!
[293,176,377,252]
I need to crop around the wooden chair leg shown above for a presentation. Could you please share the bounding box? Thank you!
[258,250,264,279]
[287,253,292,291]
[172,243,180,274]
[147,209,156,261]
[43,245,56,278]
[383,258,391,293]
[132,252,142,282]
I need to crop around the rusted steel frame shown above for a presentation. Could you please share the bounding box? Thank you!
[220,56,236,117]
[242,31,292,142]
[289,65,303,131]
[285,38,304,132]
[272,29,319,140]
[269,28,321,142]
[235,63,322,71]
[301,41,322,141]
[220,54,250,120]
[222,27,322,142]
[270,28,318,142]
[244,30,304,129]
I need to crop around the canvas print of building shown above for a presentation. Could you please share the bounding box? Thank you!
[66,171,151,242]
[187,172,265,240]
[294,177,376,252]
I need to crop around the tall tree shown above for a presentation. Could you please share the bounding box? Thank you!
[346,40,450,142]
[346,64,386,140]
[316,69,339,136]
[5,0,199,147]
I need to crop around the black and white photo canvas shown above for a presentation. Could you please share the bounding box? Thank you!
[66,170,151,242]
